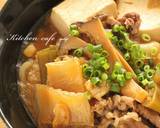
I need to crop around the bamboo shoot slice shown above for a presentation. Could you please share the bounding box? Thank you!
[154,72,160,85]
[121,79,148,103]
[79,19,147,103]
[79,18,134,73]
[144,85,160,113]
[116,50,135,74]
[79,18,120,66]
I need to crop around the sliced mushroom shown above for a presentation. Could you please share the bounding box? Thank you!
[58,36,88,55]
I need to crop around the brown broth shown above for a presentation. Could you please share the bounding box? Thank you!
[33,17,61,50]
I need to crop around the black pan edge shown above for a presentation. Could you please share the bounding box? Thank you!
[0,0,62,128]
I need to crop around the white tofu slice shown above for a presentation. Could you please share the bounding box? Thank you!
[51,0,117,37]
[118,0,160,41]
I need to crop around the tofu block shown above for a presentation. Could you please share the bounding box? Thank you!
[118,0,160,41]
[51,0,117,36]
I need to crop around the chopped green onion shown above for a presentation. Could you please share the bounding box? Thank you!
[82,64,88,69]
[142,79,149,86]
[144,65,150,72]
[93,44,103,53]
[156,63,160,72]
[69,24,80,37]
[81,44,111,86]
[125,72,133,80]
[151,47,158,56]
[111,83,120,93]
[106,31,113,39]
[136,66,155,87]
[84,91,92,100]
[83,66,93,78]
[138,74,145,81]
[110,25,155,88]
[70,30,80,37]
[91,77,101,85]
[86,44,104,54]
[92,53,102,60]
[101,73,108,81]
[130,44,139,52]
[96,57,106,64]
[135,69,141,74]
[123,40,133,49]
[67,42,110,89]
[116,74,126,86]
[114,62,122,70]
[102,63,110,70]
[73,48,83,57]
[117,40,124,48]
[112,25,126,33]
[70,24,78,30]
[102,50,109,57]
[109,61,133,91]
[87,44,94,53]
[93,70,101,77]
[146,69,154,78]
[124,52,130,61]
[111,70,119,80]
[141,33,151,42]
[135,59,144,68]
[111,36,119,43]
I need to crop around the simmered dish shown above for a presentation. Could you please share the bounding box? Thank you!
[18,0,160,128]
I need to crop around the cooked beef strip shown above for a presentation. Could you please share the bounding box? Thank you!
[141,117,156,128]
[118,118,149,128]
[93,95,160,128]
[92,12,141,36]
[93,14,121,28]
[118,12,141,35]
[134,102,160,128]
